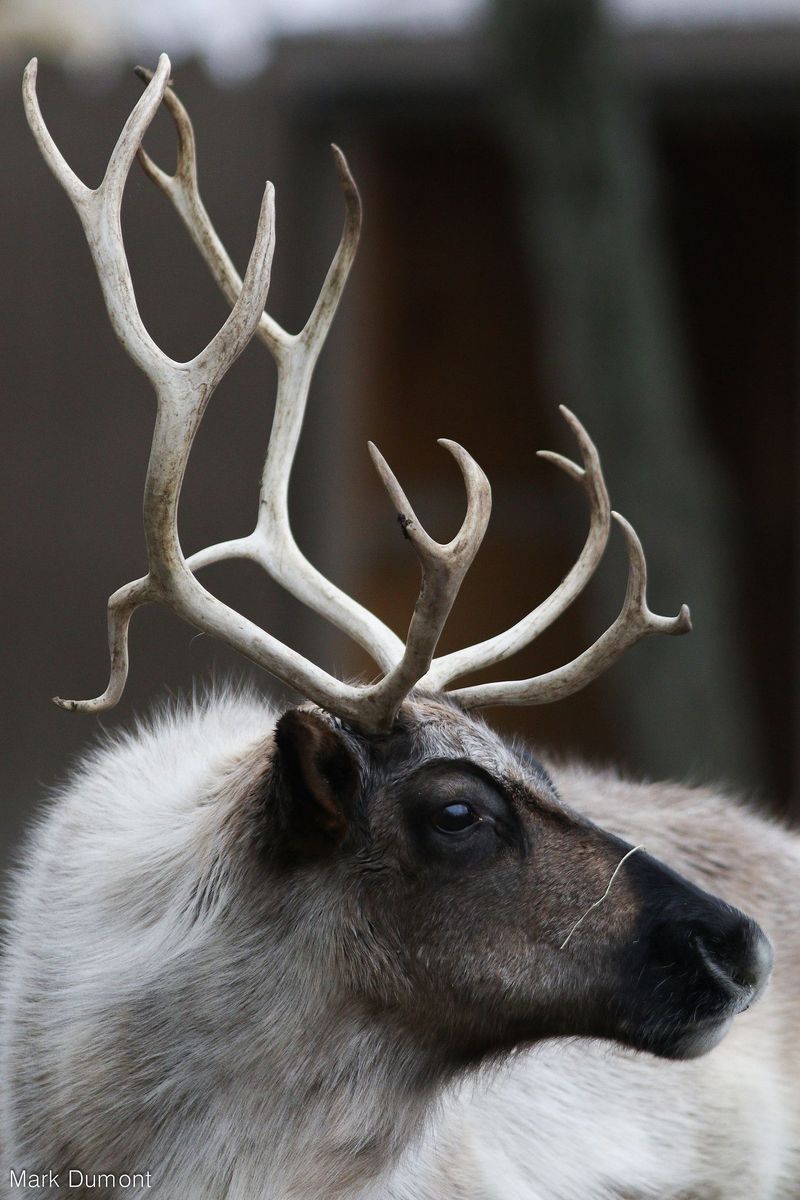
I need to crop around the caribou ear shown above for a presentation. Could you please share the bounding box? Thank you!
[272,709,360,859]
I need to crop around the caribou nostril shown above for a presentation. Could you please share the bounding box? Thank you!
[693,919,774,1007]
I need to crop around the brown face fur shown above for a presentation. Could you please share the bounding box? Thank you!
[265,695,772,1067]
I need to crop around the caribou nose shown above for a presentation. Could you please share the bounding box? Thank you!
[692,914,773,1010]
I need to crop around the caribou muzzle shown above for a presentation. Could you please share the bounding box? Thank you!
[623,854,774,1060]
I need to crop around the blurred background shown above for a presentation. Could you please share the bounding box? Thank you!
[1,0,798,879]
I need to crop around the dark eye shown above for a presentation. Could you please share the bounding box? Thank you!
[431,802,480,834]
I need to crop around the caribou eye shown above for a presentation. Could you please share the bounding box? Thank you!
[432,802,480,833]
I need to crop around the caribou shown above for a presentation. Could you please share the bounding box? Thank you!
[2,54,797,1200]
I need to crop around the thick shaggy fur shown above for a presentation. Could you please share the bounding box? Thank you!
[1,690,798,1199]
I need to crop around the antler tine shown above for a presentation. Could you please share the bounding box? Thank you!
[421,406,612,689]
[135,69,404,672]
[361,440,492,723]
[448,512,691,711]
[22,59,85,205]
[53,579,146,713]
[24,55,173,381]
[301,144,362,350]
[101,57,172,208]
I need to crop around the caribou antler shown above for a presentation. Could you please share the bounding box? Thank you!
[23,54,490,734]
[25,58,690,733]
